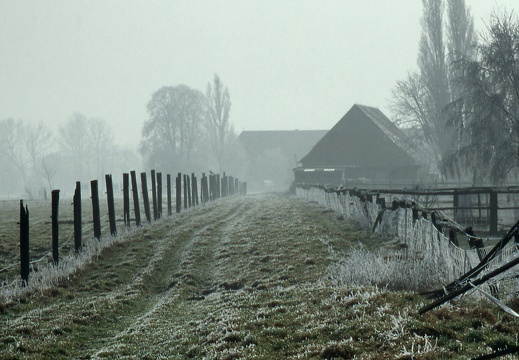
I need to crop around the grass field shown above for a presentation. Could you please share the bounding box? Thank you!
[0,196,129,282]
[1,193,519,359]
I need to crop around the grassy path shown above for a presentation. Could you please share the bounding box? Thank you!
[1,194,518,359]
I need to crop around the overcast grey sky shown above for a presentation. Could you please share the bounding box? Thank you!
[1,1,517,148]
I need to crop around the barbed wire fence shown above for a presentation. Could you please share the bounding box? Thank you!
[0,170,247,302]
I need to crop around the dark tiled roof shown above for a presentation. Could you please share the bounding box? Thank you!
[299,104,416,168]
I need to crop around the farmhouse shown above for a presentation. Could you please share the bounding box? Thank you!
[294,104,418,186]
[238,130,327,192]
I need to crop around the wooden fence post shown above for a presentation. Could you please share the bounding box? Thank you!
[167,174,172,216]
[209,174,214,201]
[151,170,158,221]
[157,172,163,218]
[105,174,117,236]
[216,174,221,199]
[73,181,82,254]
[20,200,29,285]
[187,175,192,208]
[191,173,196,207]
[489,190,498,233]
[131,171,141,227]
[123,173,130,228]
[141,172,151,223]
[453,190,459,222]
[183,174,188,209]
[51,190,60,265]
[221,173,226,197]
[243,181,247,196]
[201,173,208,204]
[91,180,102,240]
[176,173,182,213]
[205,174,210,203]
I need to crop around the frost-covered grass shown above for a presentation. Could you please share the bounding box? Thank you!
[1,194,518,359]
[327,246,453,293]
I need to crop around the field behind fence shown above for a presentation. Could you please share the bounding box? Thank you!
[0,169,246,301]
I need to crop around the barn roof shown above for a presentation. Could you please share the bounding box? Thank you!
[299,104,416,168]
[237,130,327,163]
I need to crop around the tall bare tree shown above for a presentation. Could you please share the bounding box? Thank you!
[141,85,207,171]
[0,118,27,178]
[89,118,114,183]
[391,0,475,178]
[206,74,232,172]
[23,121,54,168]
[59,113,90,181]
[445,12,519,184]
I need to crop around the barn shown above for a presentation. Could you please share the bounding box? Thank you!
[238,130,327,192]
[294,104,418,186]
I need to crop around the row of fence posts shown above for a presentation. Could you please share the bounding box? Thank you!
[18,170,246,285]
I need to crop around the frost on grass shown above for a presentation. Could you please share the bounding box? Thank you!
[327,246,453,293]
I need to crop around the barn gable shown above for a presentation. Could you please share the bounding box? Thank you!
[295,104,418,185]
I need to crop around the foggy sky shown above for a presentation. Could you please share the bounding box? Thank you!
[1,0,517,148]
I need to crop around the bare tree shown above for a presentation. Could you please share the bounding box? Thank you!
[391,0,475,178]
[23,121,54,168]
[141,85,207,171]
[0,118,28,179]
[206,74,232,172]
[59,113,90,181]
[89,118,114,183]
[39,155,57,192]
[445,11,519,184]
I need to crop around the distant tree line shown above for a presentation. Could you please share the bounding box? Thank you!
[391,0,519,185]
[140,74,244,176]
[0,115,138,198]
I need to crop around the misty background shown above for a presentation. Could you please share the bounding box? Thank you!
[1,1,518,197]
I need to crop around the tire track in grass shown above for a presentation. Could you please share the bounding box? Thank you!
[0,197,247,359]
[89,194,337,358]
[86,196,251,358]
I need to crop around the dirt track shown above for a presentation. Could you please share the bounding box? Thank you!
[2,193,515,359]
[1,194,357,358]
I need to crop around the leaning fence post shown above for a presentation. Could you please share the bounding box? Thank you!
[141,172,151,223]
[20,200,29,285]
[52,190,60,265]
[73,181,82,254]
[105,174,117,236]
[123,173,130,228]
[91,180,102,240]
[167,174,172,216]
[131,171,141,226]
[151,170,158,221]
